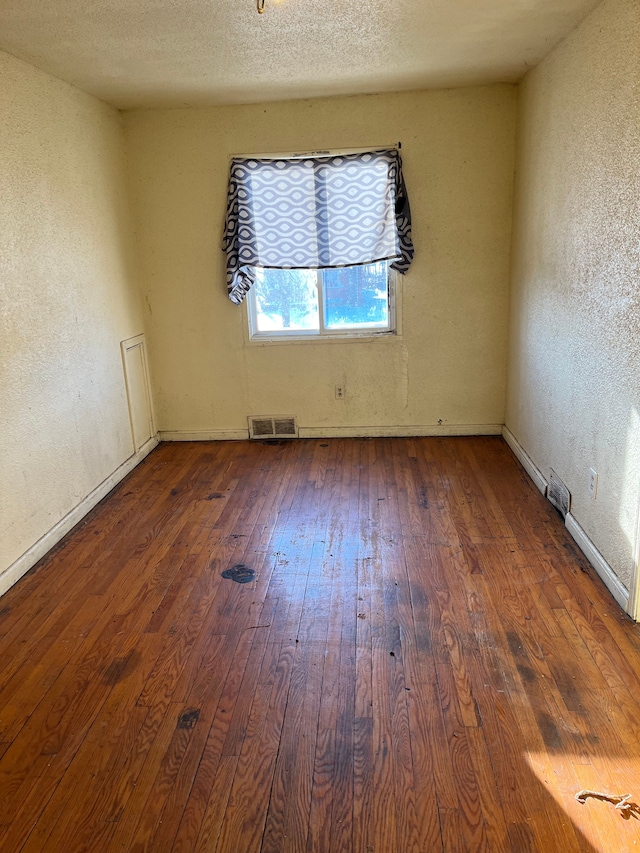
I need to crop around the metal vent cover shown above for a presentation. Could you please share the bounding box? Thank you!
[248,415,297,439]
[548,468,571,518]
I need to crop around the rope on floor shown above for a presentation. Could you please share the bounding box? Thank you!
[575,789,634,816]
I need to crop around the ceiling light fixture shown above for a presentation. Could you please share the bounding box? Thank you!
[257,0,265,12]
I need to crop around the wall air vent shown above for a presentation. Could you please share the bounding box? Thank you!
[248,415,298,439]
[548,468,571,519]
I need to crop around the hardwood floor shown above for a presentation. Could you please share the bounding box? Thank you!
[1,436,640,852]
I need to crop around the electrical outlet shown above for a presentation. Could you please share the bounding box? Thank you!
[335,385,345,400]
[589,468,598,500]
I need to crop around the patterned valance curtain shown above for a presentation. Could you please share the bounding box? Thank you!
[223,148,413,305]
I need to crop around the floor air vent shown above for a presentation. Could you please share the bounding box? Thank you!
[548,468,571,518]
[248,415,297,439]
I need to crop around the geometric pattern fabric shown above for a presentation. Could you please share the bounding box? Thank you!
[223,148,414,305]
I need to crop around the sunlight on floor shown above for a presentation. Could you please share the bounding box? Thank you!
[525,751,640,851]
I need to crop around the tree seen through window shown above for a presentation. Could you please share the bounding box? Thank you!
[251,262,390,335]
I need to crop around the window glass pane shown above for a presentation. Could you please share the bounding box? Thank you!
[253,268,319,332]
[322,262,389,330]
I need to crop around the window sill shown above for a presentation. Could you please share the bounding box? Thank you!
[244,331,402,347]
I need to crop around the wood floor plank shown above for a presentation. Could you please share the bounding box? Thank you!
[2,437,639,852]
[170,641,252,853]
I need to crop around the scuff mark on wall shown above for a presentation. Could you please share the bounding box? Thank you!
[400,343,410,410]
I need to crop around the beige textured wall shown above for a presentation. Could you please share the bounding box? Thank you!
[0,51,145,581]
[506,0,640,590]
[124,86,516,438]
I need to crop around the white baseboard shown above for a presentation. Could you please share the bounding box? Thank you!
[501,427,629,613]
[502,426,548,496]
[565,513,629,611]
[298,423,503,439]
[159,429,249,441]
[159,425,502,441]
[0,436,159,599]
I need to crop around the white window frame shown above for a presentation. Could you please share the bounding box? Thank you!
[246,265,398,342]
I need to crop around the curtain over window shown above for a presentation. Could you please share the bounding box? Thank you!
[223,148,413,305]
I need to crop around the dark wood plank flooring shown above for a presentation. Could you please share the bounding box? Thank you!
[1,437,640,852]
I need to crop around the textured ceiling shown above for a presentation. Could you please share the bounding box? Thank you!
[0,0,601,109]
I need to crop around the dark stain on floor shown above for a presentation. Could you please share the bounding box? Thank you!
[103,650,140,686]
[177,708,200,730]
[222,564,255,584]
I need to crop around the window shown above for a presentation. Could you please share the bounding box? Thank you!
[223,148,413,334]
[247,261,395,339]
